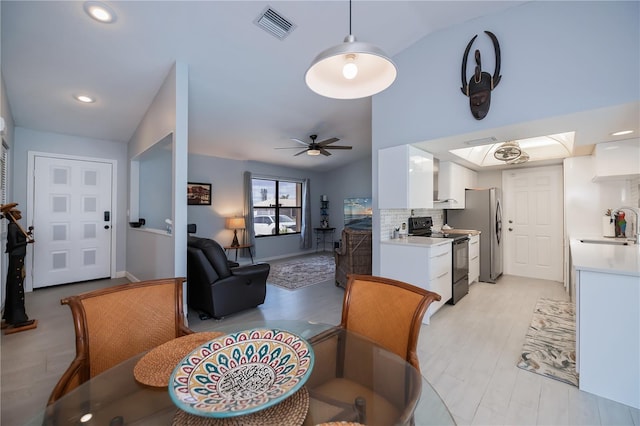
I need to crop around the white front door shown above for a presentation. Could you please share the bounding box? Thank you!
[32,155,113,288]
[502,165,564,281]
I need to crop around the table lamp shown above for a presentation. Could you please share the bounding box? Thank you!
[226,217,245,247]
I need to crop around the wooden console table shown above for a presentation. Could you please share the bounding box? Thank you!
[223,244,254,263]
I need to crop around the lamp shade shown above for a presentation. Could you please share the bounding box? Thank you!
[226,217,246,230]
[305,34,397,99]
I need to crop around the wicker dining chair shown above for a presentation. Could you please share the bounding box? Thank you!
[47,277,192,406]
[305,275,442,425]
[339,274,441,372]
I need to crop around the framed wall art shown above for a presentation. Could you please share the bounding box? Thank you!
[187,182,211,205]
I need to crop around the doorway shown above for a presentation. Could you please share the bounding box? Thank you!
[502,165,564,282]
[28,153,115,288]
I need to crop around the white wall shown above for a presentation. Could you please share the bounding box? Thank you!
[372,1,639,274]
[1,73,16,307]
[187,153,373,261]
[323,156,372,232]
[565,156,640,238]
[126,62,189,281]
[12,128,129,289]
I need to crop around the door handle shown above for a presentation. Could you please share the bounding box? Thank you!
[104,211,110,221]
[509,228,513,231]
[104,225,110,229]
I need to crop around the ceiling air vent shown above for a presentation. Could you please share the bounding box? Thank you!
[254,6,296,40]
[464,136,498,146]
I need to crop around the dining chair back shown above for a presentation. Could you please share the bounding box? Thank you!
[47,277,191,405]
[340,274,441,372]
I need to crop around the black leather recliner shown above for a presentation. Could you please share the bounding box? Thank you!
[187,236,269,319]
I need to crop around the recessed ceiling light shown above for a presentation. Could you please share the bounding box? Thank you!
[74,94,95,103]
[84,1,117,23]
[611,130,634,136]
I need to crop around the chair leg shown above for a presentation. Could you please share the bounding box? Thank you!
[354,396,366,424]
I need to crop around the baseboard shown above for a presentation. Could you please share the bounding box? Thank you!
[257,249,318,263]
[124,271,141,282]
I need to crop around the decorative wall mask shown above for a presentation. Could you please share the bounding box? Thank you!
[460,31,502,120]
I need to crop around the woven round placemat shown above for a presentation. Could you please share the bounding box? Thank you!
[171,386,310,426]
[134,331,224,387]
[315,423,364,426]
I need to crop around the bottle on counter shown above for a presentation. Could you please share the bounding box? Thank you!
[615,212,626,237]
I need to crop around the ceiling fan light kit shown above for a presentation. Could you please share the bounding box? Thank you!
[507,151,530,165]
[275,134,353,157]
[305,1,397,99]
[493,141,522,161]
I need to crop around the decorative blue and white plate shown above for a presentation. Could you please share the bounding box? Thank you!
[168,328,314,418]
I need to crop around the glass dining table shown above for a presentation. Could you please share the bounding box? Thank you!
[28,320,455,426]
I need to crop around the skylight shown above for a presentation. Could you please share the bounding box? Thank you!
[450,132,575,167]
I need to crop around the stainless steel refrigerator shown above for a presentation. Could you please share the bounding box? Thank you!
[447,188,503,283]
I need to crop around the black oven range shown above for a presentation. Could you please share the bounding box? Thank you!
[408,216,469,304]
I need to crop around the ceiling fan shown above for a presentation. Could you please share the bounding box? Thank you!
[276,134,353,156]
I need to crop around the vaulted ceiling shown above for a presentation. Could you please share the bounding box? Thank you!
[1,1,527,172]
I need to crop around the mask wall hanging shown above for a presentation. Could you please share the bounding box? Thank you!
[460,31,502,120]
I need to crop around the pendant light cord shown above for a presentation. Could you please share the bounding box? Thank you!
[349,0,352,35]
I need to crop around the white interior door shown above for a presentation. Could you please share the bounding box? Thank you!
[33,155,113,288]
[502,165,564,281]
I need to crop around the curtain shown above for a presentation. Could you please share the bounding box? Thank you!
[300,178,312,249]
[242,171,255,258]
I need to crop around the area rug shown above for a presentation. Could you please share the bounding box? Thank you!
[268,253,335,291]
[517,298,579,386]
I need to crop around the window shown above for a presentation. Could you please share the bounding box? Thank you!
[252,178,302,236]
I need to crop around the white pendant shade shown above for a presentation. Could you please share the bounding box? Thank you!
[305,35,397,99]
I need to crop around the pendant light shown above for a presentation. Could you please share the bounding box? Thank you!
[305,0,397,99]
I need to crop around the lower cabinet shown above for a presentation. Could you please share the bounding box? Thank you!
[469,234,480,284]
[380,241,452,324]
[576,269,639,409]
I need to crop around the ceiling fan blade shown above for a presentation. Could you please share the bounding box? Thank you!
[317,137,340,147]
[275,147,305,149]
[320,148,332,156]
[324,145,352,150]
[291,138,310,147]
[294,149,308,156]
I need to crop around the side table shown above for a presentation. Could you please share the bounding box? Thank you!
[223,244,254,263]
[314,227,335,252]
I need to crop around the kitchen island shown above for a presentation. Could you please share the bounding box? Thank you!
[570,238,639,409]
[380,237,453,324]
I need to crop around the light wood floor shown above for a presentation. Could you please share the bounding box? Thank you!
[2,274,639,425]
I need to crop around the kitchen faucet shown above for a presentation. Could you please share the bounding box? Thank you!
[614,206,640,244]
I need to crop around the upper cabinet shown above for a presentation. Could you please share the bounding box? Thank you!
[379,145,433,209]
[593,139,640,181]
[435,161,478,209]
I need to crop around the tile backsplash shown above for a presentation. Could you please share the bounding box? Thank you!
[380,208,445,240]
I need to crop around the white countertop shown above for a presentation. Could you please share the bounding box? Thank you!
[381,236,452,248]
[570,236,640,277]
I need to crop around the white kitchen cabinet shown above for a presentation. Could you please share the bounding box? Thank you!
[593,139,640,181]
[576,269,639,409]
[468,234,480,284]
[380,240,452,324]
[435,161,478,209]
[378,145,433,209]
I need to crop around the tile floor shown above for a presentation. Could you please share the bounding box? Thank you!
[1,273,639,425]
